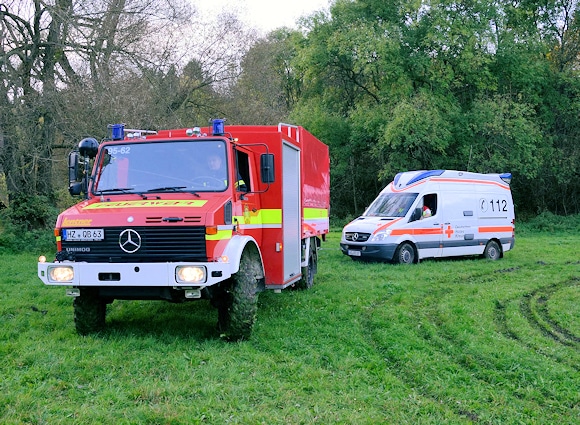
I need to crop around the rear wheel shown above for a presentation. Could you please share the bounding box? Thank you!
[296,238,317,290]
[394,242,415,264]
[483,240,501,260]
[73,288,106,335]
[217,245,261,341]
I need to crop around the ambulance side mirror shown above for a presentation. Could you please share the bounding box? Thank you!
[411,207,422,222]
[260,154,275,183]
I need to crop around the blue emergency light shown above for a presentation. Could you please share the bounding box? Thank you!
[108,124,125,140]
[211,119,225,136]
[500,173,512,184]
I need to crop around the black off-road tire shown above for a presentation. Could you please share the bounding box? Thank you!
[217,245,261,341]
[73,288,106,335]
[483,240,502,260]
[295,238,317,290]
[394,242,416,264]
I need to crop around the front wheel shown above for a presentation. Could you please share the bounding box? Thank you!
[394,242,415,264]
[217,245,262,341]
[73,288,106,335]
[483,240,501,260]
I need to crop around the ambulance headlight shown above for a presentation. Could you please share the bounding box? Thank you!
[370,229,392,242]
[176,266,206,283]
[48,266,74,282]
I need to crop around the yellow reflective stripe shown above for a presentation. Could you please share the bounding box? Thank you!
[260,209,282,224]
[206,229,233,241]
[83,200,208,209]
[55,236,62,242]
[234,209,282,225]
[303,208,329,219]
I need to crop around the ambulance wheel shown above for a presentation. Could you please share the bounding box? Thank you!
[394,242,415,264]
[483,240,501,260]
[296,238,317,290]
[217,245,261,341]
[73,288,106,335]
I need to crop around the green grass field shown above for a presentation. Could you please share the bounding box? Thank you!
[1,230,579,424]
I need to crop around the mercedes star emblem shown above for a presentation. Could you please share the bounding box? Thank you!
[119,229,142,253]
[352,233,359,241]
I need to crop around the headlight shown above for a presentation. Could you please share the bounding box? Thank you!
[176,266,206,283]
[48,266,74,282]
[370,229,392,242]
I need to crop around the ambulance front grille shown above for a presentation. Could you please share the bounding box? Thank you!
[61,226,207,262]
[344,232,371,242]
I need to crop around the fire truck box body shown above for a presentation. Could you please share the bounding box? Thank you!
[38,121,330,339]
[341,170,515,263]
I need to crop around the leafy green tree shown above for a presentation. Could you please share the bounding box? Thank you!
[286,0,580,217]
[377,90,459,180]
[225,29,300,125]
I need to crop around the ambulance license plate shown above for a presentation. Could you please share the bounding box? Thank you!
[348,250,362,257]
[63,228,104,241]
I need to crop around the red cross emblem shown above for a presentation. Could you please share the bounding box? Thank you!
[444,225,454,238]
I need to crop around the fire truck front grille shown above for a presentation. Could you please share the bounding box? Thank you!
[344,232,371,242]
[61,226,207,262]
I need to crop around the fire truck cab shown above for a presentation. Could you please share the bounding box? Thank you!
[38,120,330,340]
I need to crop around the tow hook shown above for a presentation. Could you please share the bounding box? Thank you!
[66,288,80,297]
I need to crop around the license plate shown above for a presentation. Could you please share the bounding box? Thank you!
[348,250,362,257]
[63,228,104,241]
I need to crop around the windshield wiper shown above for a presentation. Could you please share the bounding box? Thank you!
[95,187,135,194]
[146,186,187,192]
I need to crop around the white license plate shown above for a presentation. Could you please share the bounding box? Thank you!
[348,250,362,257]
[63,228,104,241]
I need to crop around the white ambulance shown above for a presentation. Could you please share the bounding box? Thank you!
[340,170,515,264]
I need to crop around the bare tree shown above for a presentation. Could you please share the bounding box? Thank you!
[1,0,243,206]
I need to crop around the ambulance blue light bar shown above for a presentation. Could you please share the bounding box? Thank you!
[406,170,445,186]
[500,173,512,185]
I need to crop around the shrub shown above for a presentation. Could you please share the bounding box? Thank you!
[518,211,580,234]
[0,194,57,253]
[7,194,58,230]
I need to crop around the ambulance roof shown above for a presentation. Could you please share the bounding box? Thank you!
[392,170,512,189]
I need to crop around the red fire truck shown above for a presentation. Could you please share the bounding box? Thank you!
[38,120,330,340]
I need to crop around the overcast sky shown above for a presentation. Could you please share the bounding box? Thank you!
[193,0,331,34]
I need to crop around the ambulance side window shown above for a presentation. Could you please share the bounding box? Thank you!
[421,194,438,218]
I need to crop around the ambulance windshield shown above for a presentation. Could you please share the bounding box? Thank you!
[92,140,229,194]
[364,193,418,218]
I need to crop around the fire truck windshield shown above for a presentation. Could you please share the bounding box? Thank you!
[92,140,229,194]
[364,193,418,217]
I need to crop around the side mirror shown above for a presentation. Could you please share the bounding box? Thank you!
[68,151,80,184]
[411,207,422,222]
[69,182,82,196]
[260,154,275,183]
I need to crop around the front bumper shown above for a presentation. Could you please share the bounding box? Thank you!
[340,242,398,262]
[38,260,233,287]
